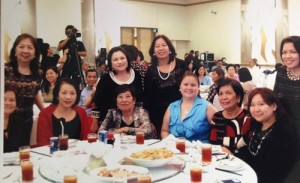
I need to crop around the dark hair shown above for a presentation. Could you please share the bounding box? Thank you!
[41,43,50,56]
[226,64,236,71]
[196,64,207,76]
[65,25,75,35]
[149,35,177,66]
[217,78,244,107]
[180,71,200,86]
[247,88,291,124]
[41,66,59,94]
[5,84,18,100]
[213,67,225,80]
[9,33,41,80]
[85,68,99,77]
[138,51,144,61]
[114,84,136,104]
[107,46,131,73]
[280,36,300,65]
[120,44,139,62]
[238,67,252,82]
[52,77,80,107]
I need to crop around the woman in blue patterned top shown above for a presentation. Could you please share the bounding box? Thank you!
[161,71,217,142]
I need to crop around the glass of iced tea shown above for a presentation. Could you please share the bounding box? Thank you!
[190,163,202,183]
[64,175,77,183]
[176,137,186,154]
[87,133,98,143]
[136,131,145,145]
[201,143,212,165]
[137,174,152,183]
[59,134,69,150]
[21,159,34,182]
[19,146,30,161]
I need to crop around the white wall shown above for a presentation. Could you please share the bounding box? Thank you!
[35,0,82,48]
[94,0,189,56]
[288,0,300,35]
[188,0,241,63]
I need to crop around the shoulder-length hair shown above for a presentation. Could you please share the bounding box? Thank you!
[196,64,207,76]
[9,33,41,79]
[107,46,131,73]
[280,36,300,65]
[41,66,59,94]
[148,35,177,66]
[217,78,244,107]
[247,88,291,124]
[238,67,252,82]
[52,77,80,107]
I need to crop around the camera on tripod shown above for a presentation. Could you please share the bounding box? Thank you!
[67,27,81,38]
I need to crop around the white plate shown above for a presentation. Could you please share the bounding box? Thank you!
[89,165,149,181]
[215,159,245,171]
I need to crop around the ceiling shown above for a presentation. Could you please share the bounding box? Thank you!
[126,0,225,6]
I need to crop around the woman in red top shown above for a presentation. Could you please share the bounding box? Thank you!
[37,78,89,146]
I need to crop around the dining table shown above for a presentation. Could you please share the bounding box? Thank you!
[2,136,257,183]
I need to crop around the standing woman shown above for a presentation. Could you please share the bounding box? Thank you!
[273,35,300,182]
[37,78,89,146]
[5,33,45,146]
[41,66,59,103]
[209,79,252,155]
[144,35,188,137]
[92,46,143,132]
[206,68,225,103]
[237,88,298,183]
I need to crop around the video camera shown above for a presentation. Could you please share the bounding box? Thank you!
[67,27,81,38]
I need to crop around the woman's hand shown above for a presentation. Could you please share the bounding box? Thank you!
[221,146,233,155]
[115,127,129,133]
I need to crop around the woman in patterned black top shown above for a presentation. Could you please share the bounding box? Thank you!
[5,34,45,146]
[99,84,154,139]
[273,35,300,183]
[144,35,188,138]
[209,79,251,155]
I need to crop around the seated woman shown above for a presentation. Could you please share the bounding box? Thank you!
[237,88,298,183]
[209,79,252,154]
[41,66,59,103]
[197,64,211,85]
[161,71,217,142]
[37,78,89,146]
[225,64,240,81]
[207,68,225,103]
[4,85,31,152]
[98,84,154,139]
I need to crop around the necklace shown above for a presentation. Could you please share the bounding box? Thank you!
[248,127,273,156]
[157,62,172,80]
[122,116,133,124]
[287,68,300,81]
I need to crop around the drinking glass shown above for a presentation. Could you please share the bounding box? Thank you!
[64,175,77,183]
[19,146,30,161]
[59,134,69,150]
[176,137,186,154]
[136,131,145,145]
[190,163,202,183]
[21,159,34,182]
[201,143,212,165]
[87,133,98,143]
[137,174,152,183]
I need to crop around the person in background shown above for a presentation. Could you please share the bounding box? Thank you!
[248,58,263,87]
[98,84,155,139]
[5,33,45,147]
[273,35,300,183]
[41,66,59,103]
[211,59,226,73]
[193,51,201,70]
[238,67,256,109]
[237,88,298,183]
[81,60,90,81]
[138,50,149,68]
[206,68,225,103]
[235,64,240,74]
[79,68,98,129]
[197,64,211,85]
[57,25,87,89]
[4,85,29,152]
[209,79,251,155]
[37,78,89,146]
[40,43,60,74]
[225,64,239,81]
[144,35,188,138]
[161,71,216,142]
[97,61,107,80]
[92,46,143,132]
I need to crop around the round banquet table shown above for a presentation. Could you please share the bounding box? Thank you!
[2,139,257,183]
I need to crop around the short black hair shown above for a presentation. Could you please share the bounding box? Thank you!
[238,67,252,82]
[217,78,244,107]
[114,84,136,104]
[52,77,80,107]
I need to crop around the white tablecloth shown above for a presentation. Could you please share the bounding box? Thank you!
[2,139,257,183]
